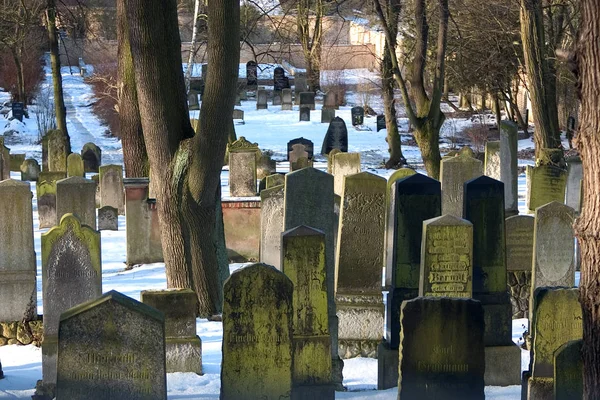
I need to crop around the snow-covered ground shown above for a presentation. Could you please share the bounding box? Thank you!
[0,63,548,399]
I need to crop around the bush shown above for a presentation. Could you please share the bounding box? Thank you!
[463,123,490,153]
[86,61,119,137]
[322,70,347,107]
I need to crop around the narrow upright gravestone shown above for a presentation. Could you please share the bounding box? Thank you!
[81,142,101,173]
[281,88,293,110]
[299,106,311,122]
[282,227,334,399]
[246,60,258,88]
[20,158,40,181]
[565,156,582,213]
[484,141,501,180]
[228,137,259,197]
[398,297,485,400]
[259,184,284,270]
[500,121,518,215]
[221,264,293,400]
[554,339,583,400]
[506,215,534,318]
[98,205,118,231]
[36,172,67,229]
[66,153,85,177]
[0,180,36,322]
[526,164,567,213]
[335,172,386,359]
[42,214,102,385]
[56,291,167,399]
[99,164,125,214]
[321,117,348,155]
[376,115,385,132]
[350,106,364,126]
[321,108,335,124]
[299,92,315,110]
[256,89,268,110]
[323,92,338,110]
[332,152,360,196]
[56,176,97,229]
[46,130,69,172]
[440,147,482,217]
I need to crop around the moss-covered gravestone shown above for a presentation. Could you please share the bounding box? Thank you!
[98,205,118,231]
[398,297,485,400]
[0,142,10,180]
[506,215,534,318]
[81,142,102,173]
[20,158,40,181]
[259,185,284,270]
[282,226,334,399]
[440,148,483,217]
[484,141,500,180]
[0,180,36,322]
[46,130,69,173]
[265,173,285,189]
[528,287,582,399]
[221,263,293,400]
[42,214,101,385]
[36,171,66,229]
[228,137,260,197]
[56,176,97,230]
[9,153,25,171]
[554,339,582,400]
[67,153,85,177]
[526,164,567,213]
[332,152,360,195]
[419,215,473,298]
[99,165,125,215]
[500,121,518,215]
[335,172,385,359]
[56,290,166,399]
[379,173,440,390]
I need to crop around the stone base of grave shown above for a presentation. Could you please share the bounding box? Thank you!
[332,357,345,391]
[484,343,522,386]
[166,336,202,374]
[376,341,398,390]
[292,384,335,399]
[33,379,55,400]
[527,377,553,400]
[336,295,384,360]
[521,370,531,400]
[338,338,378,359]
[508,271,532,319]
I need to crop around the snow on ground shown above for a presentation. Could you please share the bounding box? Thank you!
[0,63,548,399]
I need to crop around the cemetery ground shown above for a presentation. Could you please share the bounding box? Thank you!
[0,63,574,399]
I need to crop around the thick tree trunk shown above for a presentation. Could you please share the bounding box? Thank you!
[297,0,322,92]
[575,2,600,398]
[10,49,25,103]
[184,0,201,93]
[414,119,442,179]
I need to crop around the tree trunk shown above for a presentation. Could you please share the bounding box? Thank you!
[184,0,201,93]
[575,2,600,398]
[414,119,442,179]
[493,95,502,129]
[297,0,322,92]
[10,48,25,103]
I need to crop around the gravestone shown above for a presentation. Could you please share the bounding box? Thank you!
[0,180,36,322]
[56,176,97,229]
[20,158,40,181]
[228,137,259,197]
[321,108,335,124]
[11,102,24,122]
[98,205,118,231]
[281,88,293,110]
[294,72,307,95]
[565,156,582,213]
[299,106,311,121]
[36,172,66,229]
[66,153,85,177]
[528,288,582,399]
[506,215,534,318]
[246,61,258,88]
[398,297,485,400]
[56,291,166,399]
[526,164,568,213]
[256,89,268,110]
[81,142,102,173]
[335,172,386,359]
[500,121,518,215]
[289,143,309,172]
[221,263,293,400]
[0,142,10,180]
[440,148,483,217]
[323,92,338,110]
[141,289,202,374]
[299,92,316,110]
[46,130,69,172]
[327,149,341,174]
[99,165,125,214]
[233,109,244,124]
[9,153,25,171]
[266,173,285,188]
[259,184,284,270]
[188,91,199,110]
[554,340,582,400]
[282,227,334,399]
[273,67,286,90]
[351,106,364,126]
[257,154,276,180]
[273,90,282,106]
[419,214,473,298]
[332,152,361,196]
[484,141,501,180]
[287,137,314,160]
[376,115,386,132]
[42,214,102,385]
[321,117,348,155]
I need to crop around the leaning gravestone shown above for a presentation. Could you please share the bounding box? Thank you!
[20,158,40,181]
[299,92,315,110]
[484,141,501,180]
[228,137,259,197]
[99,164,125,214]
[46,130,69,173]
[565,156,582,213]
[42,214,102,385]
[440,147,483,217]
[67,153,85,177]
[332,152,361,195]
[0,180,36,322]
[256,89,268,110]
[36,172,66,229]
[500,121,518,215]
[281,88,293,110]
[299,106,311,122]
[56,176,97,229]
[336,172,386,359]
[526,164,567,213]
[56,290,166,399]
[81,142,102,173]
[554,339,583,400]
[505,215,534,318]
[259,184,284,270]
[98,205,118,231]
[287,137,314,160]
[351,106,364,126]
[398,297,485,400]
[419,214,473,298]
[221,263,293,400]
[282,227,334,399]
[321,117,348,155]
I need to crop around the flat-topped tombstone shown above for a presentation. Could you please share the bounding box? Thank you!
[259,185,284,270]
[256,89,268,110]
[246,61,258,87]
[440,147,483,217]
[554,339,583,400]
[281,88,293,110]
[56,290,166,399]
[228,137,259,197]
[99,164,125,214]
[273,67,285,90]
[287,137,314,160]
[42,214,101,384]
[500,121,518,214]
[98,205,118,231]
[526,164,567,213]
[56,176,97,229]
[46,130,69,172]
[351,106,364,126]
[0,180,36,322]
[299,106,310,121]
[565,156,582,213]
[484,141,501,180]
[323,92,337,110]
[294,72,307,95]
[321,117,348,155]
[332,152,360,195]
[506,215,534,318]
[232,109,244,123]
[67,153,85,177]
[419,214,473,298]
[398,297,485,400]
[36,172,67,229]
[20,158,40,181]
[221,263,293,400]
[299,92,315,110]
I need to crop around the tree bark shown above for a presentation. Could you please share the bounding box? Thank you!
[574,2,600,398]
[184,0,201,93]
[297,0,322,91]
[10,48,25,103]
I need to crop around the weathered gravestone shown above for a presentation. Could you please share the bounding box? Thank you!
[56,290,166,399]
[45,130,69,172]
[299,106,311,122]
[188,91,200,110]
[56,176,97,229]
[565,156,582,214]
[289,143,310,172]
[266,173,284,188]
[323,92,338,110]
[484,141,501,180]
[506,215,534,318]
[99,164,125,214]
[440,147,483,217]
[321,117,348,155]
[42,214,102,385]
[281,88,293,110]
[528,287,582,400]
[0,180,36,322]
[256,89,268,110]
[526,164,567,213]
[299,92,316,110]
[554,339,582,400]
[36,172,67,229]
[294,72,307,96]
[11,102,24,122]
[376,115,386,132]
[246,61,258,88]
[282,227,334,399]
[98,205,118,231]
[221,263,293,400]
[81,143,102,173]
[141,289,202,374]
[233,109,244,124]
[332,152,361,196]
[273,90,282,106]
[0,142,10,180]
[257,154,276,180]
[259,184,284,270]
[500,121,518,215]
[419,214,473,298]
[20,158,40,181]
[321,108,335,124]
[335,172,386,359]
[228,137,259,197]
[287,137,314,160]
[67,153,85,177]
[351,106,364,126]
[9,153,25,171]
[398,297,485,400]
[273,67,285,90]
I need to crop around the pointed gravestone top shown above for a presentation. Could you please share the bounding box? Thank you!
[282,225,325,238]
[424,213,473,227]
[0,178,29,188]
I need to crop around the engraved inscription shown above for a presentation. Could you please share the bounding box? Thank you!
[424,228,471,297]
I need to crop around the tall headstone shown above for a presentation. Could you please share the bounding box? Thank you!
[20,158,40,181]
[484,141,501,180]
[259,184,284,270]
[67,153,85,177]
[350,106,364,126]
[256,89,268,110]
[281,88,293,110]
[42,214,102,385]
[565,156,582,214]
[398,297,485,400]
[282,227,334,399]
[246,60,258,88]
[321,117,348,155]
[228,137,259,197]
[141,289,202,374]
[221,264,293,400]
[506,215,534,318]
[554,340,583,400]
[294,72,307,96]
[376,114,386,132]
[526,165,567,213]
[56,291,166,399]
[299,92,316,110]
[81,143,101,173]
[332,152,360,195]
[500,121,518,215]
[273,66,285,90]
[440,148,483,217]
[99,164,125,214]
[36,172,67,229]
[46,130,69,172]
[56,176,97,229]
[323,92,338,110]
[0,180,36,322]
